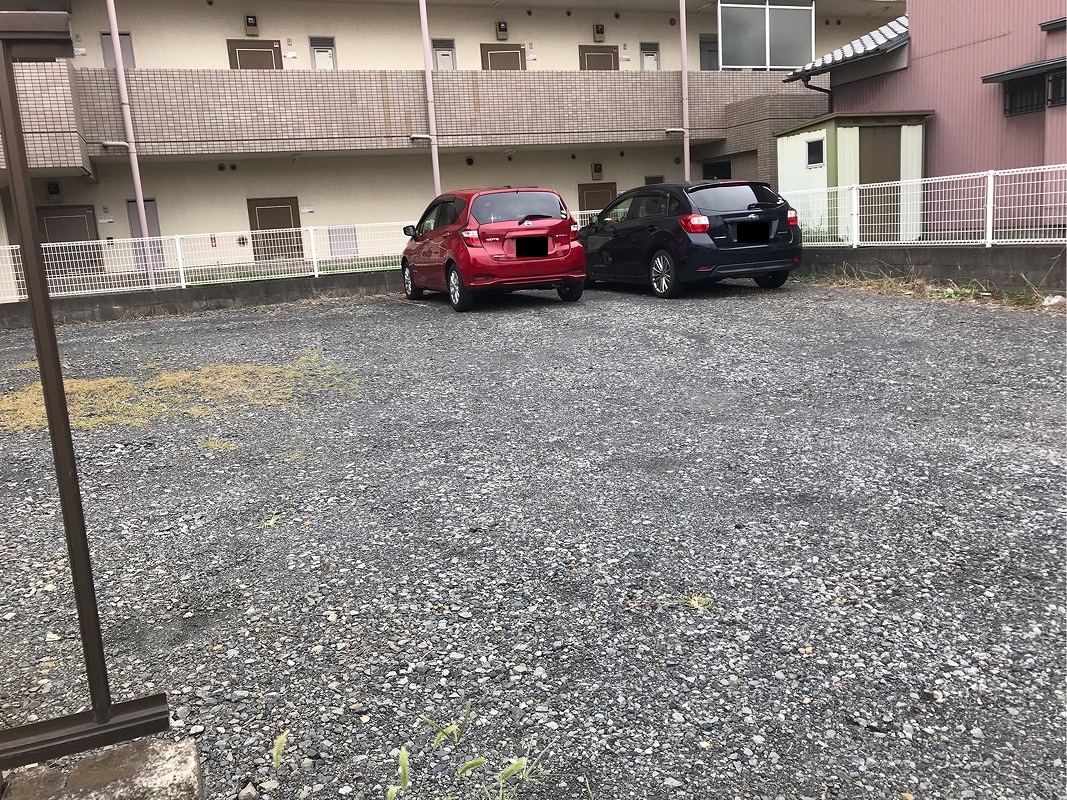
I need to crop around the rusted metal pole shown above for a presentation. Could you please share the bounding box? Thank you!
[0,37,113,722]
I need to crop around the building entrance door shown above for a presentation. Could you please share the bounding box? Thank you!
[36,205,103,277]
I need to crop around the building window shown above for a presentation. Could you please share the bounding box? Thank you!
[1049,69,1066,107]
[806,138,824,167]
[644,175,665,185]
[432,38,456,70]
[719,1,813,70]
[310,36,336,70]
[1004,74,1046,115]
[640,42,659,71]
[699,34,719,71]
[101,32,134,69]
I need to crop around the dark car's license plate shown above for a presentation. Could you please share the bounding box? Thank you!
[734,221,770,244]
[515,236,549,258]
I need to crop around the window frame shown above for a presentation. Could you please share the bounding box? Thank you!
[1004,74,1046,116]
[806,137,825,168]
[717,1,814,71]
[1049,69,1066,107]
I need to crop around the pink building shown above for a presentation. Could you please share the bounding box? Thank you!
[785,0,1065,178]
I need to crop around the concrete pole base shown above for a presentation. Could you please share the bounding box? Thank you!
[1,739,203,800]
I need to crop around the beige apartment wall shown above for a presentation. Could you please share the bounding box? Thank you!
[21,146,684,244]
[69,0,897,73]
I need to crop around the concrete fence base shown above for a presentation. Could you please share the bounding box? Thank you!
[800,245,1066,291]
[0,269,401,329]
[1,739,203,800]
[0,247,1063,329]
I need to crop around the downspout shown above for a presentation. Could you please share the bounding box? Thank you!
[103,0,153,286]
[678,0,691,180]
[800,77,833,113]
[417,0,442,196]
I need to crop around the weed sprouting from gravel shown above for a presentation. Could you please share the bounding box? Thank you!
[0,354,354,433]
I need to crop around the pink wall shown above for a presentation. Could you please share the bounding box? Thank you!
[832,0,1065,177]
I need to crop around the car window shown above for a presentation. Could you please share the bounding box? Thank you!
[687,184,783,213]
[470,191,567,224]
[436,200,460,228]
[600,197,634,224]
[634,194,668,219]
[416,203,442,236]
[666,195,682,215]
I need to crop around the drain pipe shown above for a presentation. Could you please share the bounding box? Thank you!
[416,0,442,195]
[800,77,833,113]
[103,0,153,286]
[678,0,691,180]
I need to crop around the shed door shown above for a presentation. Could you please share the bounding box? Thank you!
[579,45,619,70]
[859,126,901,242]
[578,182,617,212]
[480,43,526,70]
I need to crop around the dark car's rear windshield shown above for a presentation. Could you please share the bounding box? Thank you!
[687,184,783,213]
[470,191,567,224]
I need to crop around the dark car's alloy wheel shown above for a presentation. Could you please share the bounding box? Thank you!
[557,282,584,302]
[754,271,789,289]
[402,264,423,300]
[448,267,474,312]
[650,250,682,299]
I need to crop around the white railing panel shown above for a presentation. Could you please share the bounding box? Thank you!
[0,166,1063,304]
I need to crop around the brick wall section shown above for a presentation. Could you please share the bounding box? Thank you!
[77,69,429,157]
[69,68,824,162]
[0,61,90,173]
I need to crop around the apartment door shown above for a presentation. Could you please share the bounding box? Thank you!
[36,206,102,273]
[578,182,617,213]
[579,45,619,70]
[127,199,164,277]
[480,43,526,70]
[859,126,901,242]
[247,197,302,261]
[101,32,135,69]
[227,39,283,69]
[699,36,719,70]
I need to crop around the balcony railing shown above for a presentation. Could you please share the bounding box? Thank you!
[1,166,1064,304]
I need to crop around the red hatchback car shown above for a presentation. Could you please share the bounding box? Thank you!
[401,187,586,312]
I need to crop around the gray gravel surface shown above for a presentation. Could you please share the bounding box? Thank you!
[0,281,1064,800]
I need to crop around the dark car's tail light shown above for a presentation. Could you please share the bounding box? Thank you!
[678,214,711,234]
[787,208,799,227]
[461,229,482,247]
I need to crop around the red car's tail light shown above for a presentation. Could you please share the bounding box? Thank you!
[461,229,482,247]
[678,213,711,234]
[787,208,799,227]
[569,222,579,241]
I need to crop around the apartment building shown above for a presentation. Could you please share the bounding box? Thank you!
[7,0,904,252]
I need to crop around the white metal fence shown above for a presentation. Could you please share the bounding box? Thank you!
[0,166,1064,304]
[787,164,1067,247]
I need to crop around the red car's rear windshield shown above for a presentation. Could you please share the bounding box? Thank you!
[687,184,783,213]
[470,191,568,224]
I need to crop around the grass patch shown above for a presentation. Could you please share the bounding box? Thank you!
[798,269,1063,312]
[0,353,354,433]
[198,437,237,451]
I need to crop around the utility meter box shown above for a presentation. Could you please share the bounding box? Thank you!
[593,23,605,42]
[496,21,508,40]
[245,15,259,36]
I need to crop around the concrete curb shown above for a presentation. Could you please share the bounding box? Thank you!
[1,740,203,800]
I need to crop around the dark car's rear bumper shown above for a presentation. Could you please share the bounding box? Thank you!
[679,243,802,282]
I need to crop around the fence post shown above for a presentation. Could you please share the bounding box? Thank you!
[309,226,319,278]
[174,235,187,289]
[850,184,860,248]
[984,170,995,247]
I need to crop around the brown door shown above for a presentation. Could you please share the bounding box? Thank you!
[36,205,103,276]
[859,126,901,242]
[480,43,526,70]
[247,197,302,262]
[227,39,283,69]
[579,45,619,70]
[578,182,617,212]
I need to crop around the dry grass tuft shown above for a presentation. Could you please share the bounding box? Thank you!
[0,354,353,434]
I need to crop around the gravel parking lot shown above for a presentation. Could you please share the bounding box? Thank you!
[0,281,1064,800]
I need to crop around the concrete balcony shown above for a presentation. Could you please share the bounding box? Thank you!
[68,68,825,161]
[5,61,92,175]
